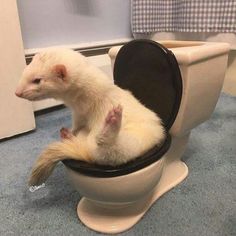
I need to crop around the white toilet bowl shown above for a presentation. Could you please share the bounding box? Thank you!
[63,40,229,234]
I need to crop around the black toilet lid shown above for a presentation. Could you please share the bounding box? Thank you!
[63,39,182,177]
[113,39,182,130]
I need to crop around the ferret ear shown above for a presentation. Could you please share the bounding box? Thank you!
[52,64,67,80]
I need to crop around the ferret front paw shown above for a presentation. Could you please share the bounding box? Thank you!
[96,105,123,146]
[103,104,123,134]
[60,127,73,140]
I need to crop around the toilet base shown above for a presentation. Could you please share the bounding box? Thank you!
[77,160,188,234]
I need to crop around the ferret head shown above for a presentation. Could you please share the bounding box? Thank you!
[15,48,86,101]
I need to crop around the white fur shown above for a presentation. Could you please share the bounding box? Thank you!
[16,48,165,184]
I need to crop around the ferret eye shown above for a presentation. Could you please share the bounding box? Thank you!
[32,78,41,84]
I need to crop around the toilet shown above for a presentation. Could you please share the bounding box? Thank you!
[62,40,229,234]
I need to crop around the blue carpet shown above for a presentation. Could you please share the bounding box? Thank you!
[0,93,235,236]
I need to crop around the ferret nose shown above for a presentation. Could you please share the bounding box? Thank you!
[15,90,22,97]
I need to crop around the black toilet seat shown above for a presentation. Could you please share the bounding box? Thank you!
[63,39,182,177]
[63,134,171,177]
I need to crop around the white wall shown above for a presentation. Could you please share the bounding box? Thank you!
[17,0,132,49]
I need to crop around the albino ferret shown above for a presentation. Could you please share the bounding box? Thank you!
[15,48,165,186]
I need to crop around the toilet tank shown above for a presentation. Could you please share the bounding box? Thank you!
[108,41,230,137]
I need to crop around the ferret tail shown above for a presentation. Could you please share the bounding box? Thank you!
[28,138,92,186]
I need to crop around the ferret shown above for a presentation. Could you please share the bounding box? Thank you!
[15,48,165,186]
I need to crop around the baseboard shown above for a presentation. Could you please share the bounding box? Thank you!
[33,99,63,112]
[25,38,132,65]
